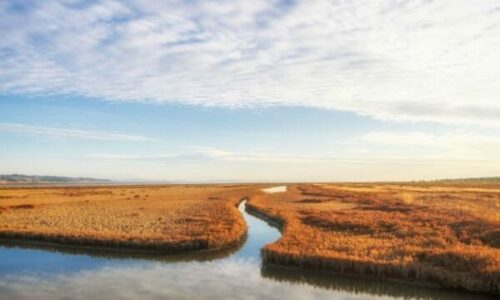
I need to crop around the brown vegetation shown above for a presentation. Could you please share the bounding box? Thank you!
[1,182,499,294]
[0,184,254,253]
[249,183,500,295]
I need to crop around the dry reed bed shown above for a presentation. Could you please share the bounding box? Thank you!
[0,185,254,253]
[249,184,500,295]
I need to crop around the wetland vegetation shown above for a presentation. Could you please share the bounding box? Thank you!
[0,182,499,298]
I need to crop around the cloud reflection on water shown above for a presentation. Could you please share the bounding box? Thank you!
[0,258,379,300]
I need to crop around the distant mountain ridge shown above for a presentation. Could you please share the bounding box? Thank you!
[0,174,111,184]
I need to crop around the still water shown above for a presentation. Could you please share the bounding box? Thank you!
[0,201,493,300]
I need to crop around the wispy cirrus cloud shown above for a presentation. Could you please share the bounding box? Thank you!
[0,123,154,142]
[86,148,327,163]
[87,141,500,165]
[356,130,500,161]
[1,1,499,126]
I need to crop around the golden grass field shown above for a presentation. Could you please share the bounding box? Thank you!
[0,184,255,252]
[0,182,499,294]
[247,183,500,294]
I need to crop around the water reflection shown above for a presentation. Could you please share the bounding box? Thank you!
[261,264,494,300]
[0,201,494,300]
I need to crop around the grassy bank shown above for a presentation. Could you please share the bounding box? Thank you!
[250,183,500,295]
[0,184,253,254]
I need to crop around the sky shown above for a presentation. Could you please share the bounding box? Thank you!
[0,0,499,182]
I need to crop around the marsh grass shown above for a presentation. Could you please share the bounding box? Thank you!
[250,184,500,295]
[1,182,499,294]
[0,185,251,253]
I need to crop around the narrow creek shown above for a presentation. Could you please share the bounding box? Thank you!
[0,199,494,300]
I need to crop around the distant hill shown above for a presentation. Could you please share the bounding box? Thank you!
[0,174,111,185]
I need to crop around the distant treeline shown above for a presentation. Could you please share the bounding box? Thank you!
[429,177,500,183]
[0,174,111,184]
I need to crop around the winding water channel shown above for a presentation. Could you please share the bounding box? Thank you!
[0,200,494,299]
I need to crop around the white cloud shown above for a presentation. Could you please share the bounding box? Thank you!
[357,130,500,161]
[191,147,334,163]
[80,143,499,181]
[86,148,332,163]
[1,1,500,126]
[87,140,500,165]
[0,123,154,142]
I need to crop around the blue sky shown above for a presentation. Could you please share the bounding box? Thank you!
[0,1,499,182]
